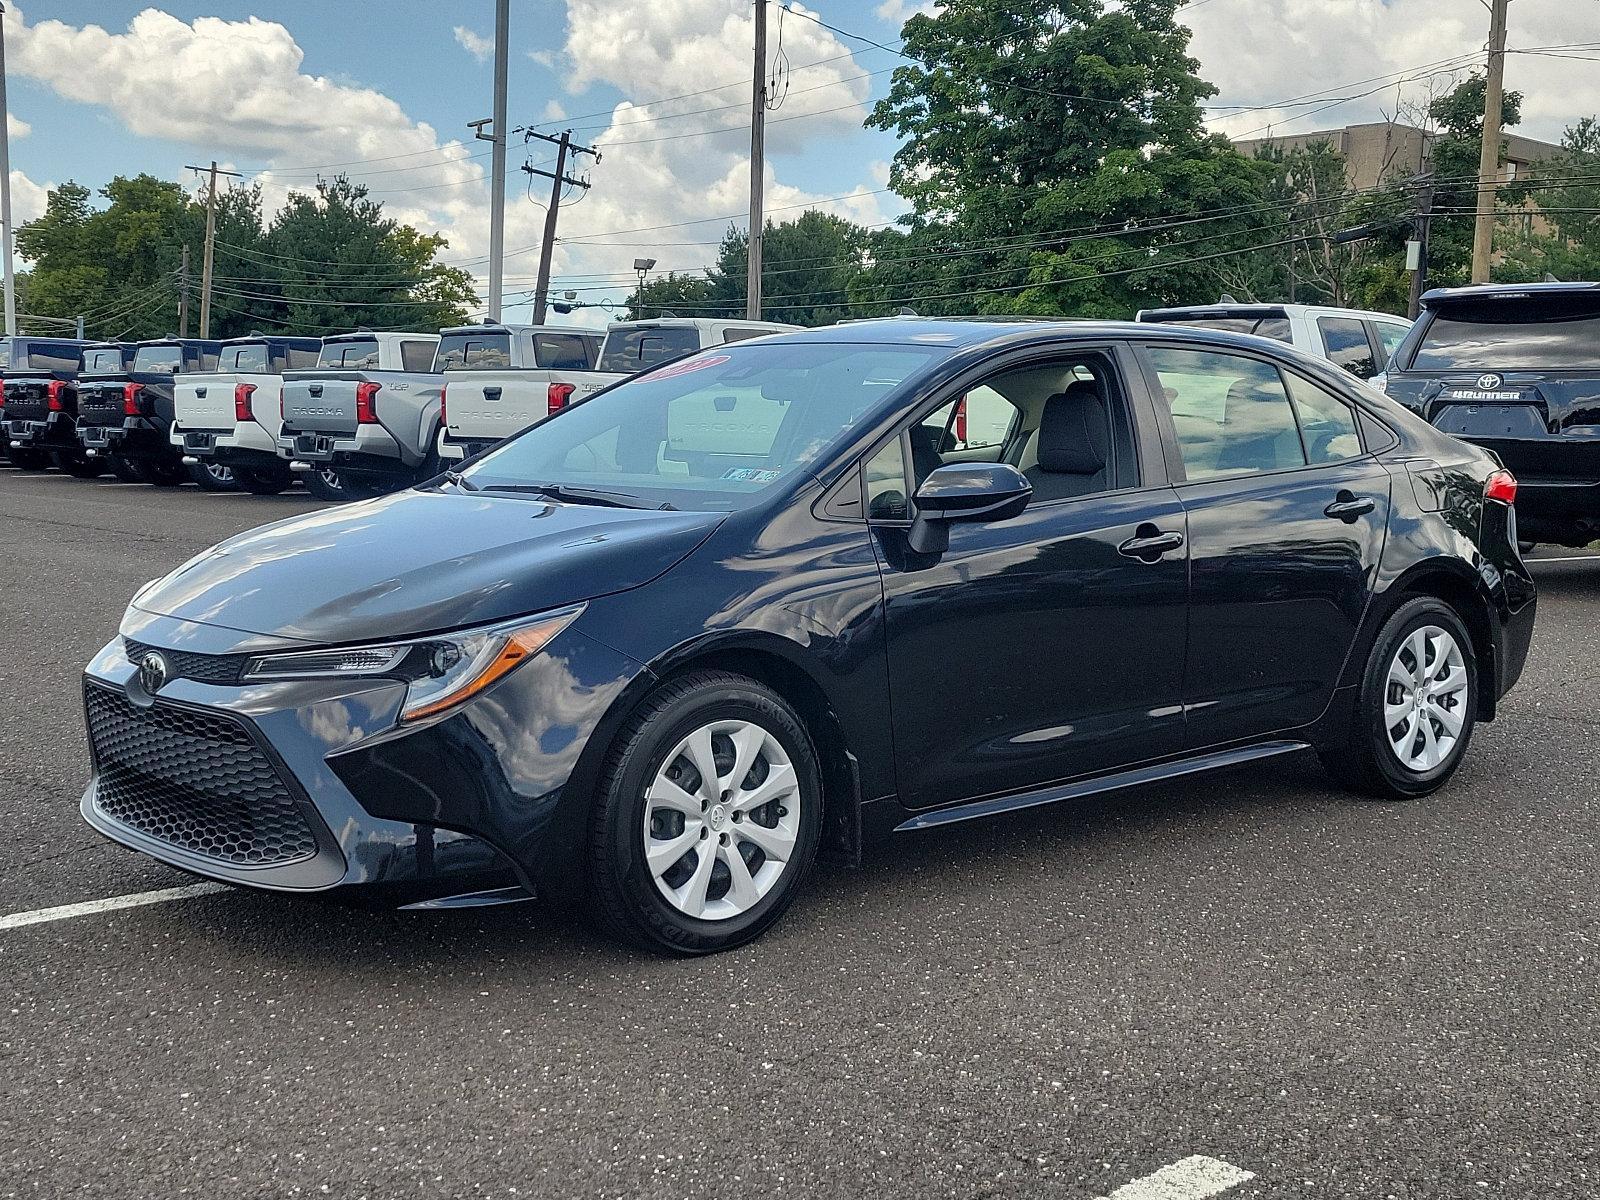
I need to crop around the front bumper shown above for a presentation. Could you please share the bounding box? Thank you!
[277,423,416,474]
[80,609,646,907]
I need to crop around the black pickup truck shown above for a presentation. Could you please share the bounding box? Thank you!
[75,338,222,485]
[1380,282,1600,548]
[0,336,98,471]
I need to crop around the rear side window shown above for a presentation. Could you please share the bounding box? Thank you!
[1146,347,1306,479]
[436,333,509,371]
[1411,295,1600,370]
[598,326,700,373]
[533,333,596,370]
[401,340,438,372]
[221,344,269,372]
[1283,373,1362,464]
[319,339,381,369]
[1318,318,1378,379]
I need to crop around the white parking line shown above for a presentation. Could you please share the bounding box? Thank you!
[0,882,228,931]
[1097,1156,1255,1200]
[1528,555,1600,564]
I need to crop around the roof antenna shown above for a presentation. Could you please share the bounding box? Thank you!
[1218,293,1238,304]
[895,306,919,316]
[1543,273,1561,283]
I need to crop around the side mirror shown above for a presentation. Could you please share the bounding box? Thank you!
[907,463,1032,554]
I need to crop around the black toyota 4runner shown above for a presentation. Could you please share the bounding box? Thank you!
[1382,282,1600,548]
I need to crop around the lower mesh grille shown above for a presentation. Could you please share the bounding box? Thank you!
[85,682,317,867]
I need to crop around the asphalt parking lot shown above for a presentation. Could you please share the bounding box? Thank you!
[3,463,1598,1198]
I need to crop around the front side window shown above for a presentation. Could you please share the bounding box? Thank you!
[132,345,183,374]
[1148,347,1306,479]
[920,386,1019,456]
[864,436,909,521]
[1284,372,1362,464]
[1318,318,1378,379]
[598,326,701,373]
[437,333,510,371]
[221,344,269,372]
[463,343,939,511]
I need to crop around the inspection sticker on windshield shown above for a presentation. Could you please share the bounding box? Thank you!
[722,468,780,483]
[649,354,730,380]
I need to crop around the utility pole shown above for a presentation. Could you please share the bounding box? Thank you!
[523,129,599,324]
[478,0,510,321]
[1408,175,1436,319]
[0,2,17,337]
[178,244,191,337]
[1470,0,1510,284]
[746,0,768,320]
[184,160,241,337]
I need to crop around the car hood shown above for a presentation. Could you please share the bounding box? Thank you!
[133,487,725,644]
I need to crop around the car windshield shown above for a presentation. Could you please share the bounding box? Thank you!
[460,342,940,510]
[221,344,270,371]
[133,346,183,374]
[598,326,702,373]
[1411,294,1600,370]
[437,332,512,370]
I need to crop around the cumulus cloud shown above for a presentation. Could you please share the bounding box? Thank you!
[8,114,29,139]
[453,25,493,63]
[10,169,48,225]
[875,0,938,25]
[1187,0,1600,145]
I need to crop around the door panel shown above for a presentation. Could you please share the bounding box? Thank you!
[875,488,1189,811]
[1177,457,1392,746]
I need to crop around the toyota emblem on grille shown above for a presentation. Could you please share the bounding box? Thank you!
[1476,373,1503,390]
[138,651,170,694]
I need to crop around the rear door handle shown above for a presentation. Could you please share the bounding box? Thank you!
[1118,529,1185,560]
[1325,492,1376,522]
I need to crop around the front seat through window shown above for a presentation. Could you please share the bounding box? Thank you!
[1026,380,1110,501]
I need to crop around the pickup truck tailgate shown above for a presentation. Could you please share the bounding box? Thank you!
[174,376,238,430]
[78,381,128,429]
[281,377,359,435]
[2,375,56,422]
[445,371,620,442]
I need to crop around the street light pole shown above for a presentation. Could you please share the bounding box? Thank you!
[746,0,767,320]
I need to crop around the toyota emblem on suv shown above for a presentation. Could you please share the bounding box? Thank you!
[138,651,170,694]
[1476,373,1503,390]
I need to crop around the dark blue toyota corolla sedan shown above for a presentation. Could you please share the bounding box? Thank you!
[81,319,1537,952]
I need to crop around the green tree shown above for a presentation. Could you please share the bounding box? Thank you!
[626,271,723,320]
[1499,116,1600,281]
[863,0,1270,317]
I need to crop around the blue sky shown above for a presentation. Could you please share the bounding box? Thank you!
[7,1,1599,325]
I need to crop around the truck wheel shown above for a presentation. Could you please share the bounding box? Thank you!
[186,460,238,491]
[107,454,142,483]
[305,466,360,502]
[133,455,188,487]
[233,465,293,495]
[6,446,51,471]
[51,449,104,478]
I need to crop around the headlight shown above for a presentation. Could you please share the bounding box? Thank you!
[243,606,583,722]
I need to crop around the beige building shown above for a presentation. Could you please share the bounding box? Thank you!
[1232,121,1564,190]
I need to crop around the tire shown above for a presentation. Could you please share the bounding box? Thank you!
[107,454,142,483]
[51,449,103,478]
[1517,539,1537,555]
[1319,596,1478,800]
[232,465,293,495]
[587,670,823,954]
[6,445,51,471]
[186,460,238,491]
[132,454,187,487]
[305,465,360,502]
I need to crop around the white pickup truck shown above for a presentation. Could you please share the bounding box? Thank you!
[169,334,322,493]
[437,317,797,462]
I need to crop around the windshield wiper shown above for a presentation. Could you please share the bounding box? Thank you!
[475,482,675,510]
[444,469,478,492]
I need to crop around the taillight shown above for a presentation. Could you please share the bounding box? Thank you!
[439,383,448,427]
[548,382,575,415]
[954,395,968,443]
[1485,469,1517,504]
[46,380,67,412]
[355,380,381,424]
[122,383,144,416]
[234,382,256,423]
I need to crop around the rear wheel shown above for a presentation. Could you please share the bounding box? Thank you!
[588,671,822,954]
[186,460,237,491]
[132,454,187,487]
[6,445,51,470]
[305,466,357,501]
[107,453,142,483]
[232,465,293,495]
[1319,597,1477,799]
[51,449,103,478]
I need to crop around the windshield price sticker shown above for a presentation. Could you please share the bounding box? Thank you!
[722,468,781,483]
[647,354,731,381]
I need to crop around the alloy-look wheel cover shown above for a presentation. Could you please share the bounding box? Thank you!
[1384,624,1469,772]
[643,718,802,921]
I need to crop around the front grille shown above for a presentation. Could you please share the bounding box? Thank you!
[124,639,249,686]
[85,682,317,867]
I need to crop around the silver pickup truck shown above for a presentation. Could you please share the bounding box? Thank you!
[437,317,797,463]
[277,331,442,500]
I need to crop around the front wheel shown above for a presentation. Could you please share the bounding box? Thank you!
[106,453,142,482]
[588,671,823,954]
[1319,597,1477,800]
[51,449,103,478]
[6,445,51,470]
[133,454,188,487]
[232,465,293,495]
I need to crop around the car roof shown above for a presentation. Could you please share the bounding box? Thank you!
[770,316,1311,357]
[1421,280,1600,307]
[438,323,595,336]
[1138,302,1409,323]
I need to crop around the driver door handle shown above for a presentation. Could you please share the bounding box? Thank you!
[1118,529,1185,560]
[1324,493,1376,522]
